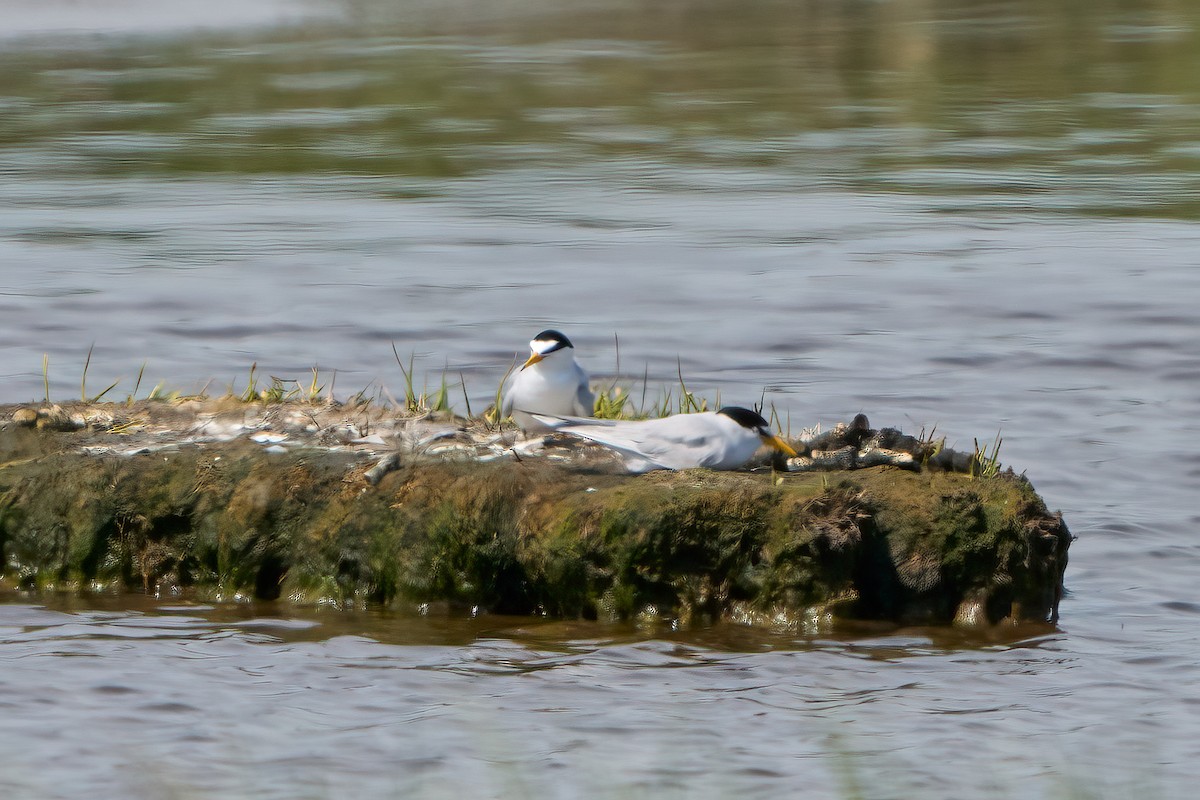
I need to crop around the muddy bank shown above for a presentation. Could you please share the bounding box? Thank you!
[0,401,1070,629]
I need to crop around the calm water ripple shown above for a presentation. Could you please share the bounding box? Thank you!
[3,0,1200,796]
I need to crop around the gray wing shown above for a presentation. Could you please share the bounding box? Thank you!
[553,415,718,471]
[527,411,615,429]
[574,380,596,417]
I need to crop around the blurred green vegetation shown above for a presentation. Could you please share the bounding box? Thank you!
[1,0,1199,215]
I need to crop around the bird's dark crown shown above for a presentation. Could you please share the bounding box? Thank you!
[717,406,770,432]
[532,329,573,352]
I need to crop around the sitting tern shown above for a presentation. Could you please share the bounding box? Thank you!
[501,329,595,432]
[528,406,797,473]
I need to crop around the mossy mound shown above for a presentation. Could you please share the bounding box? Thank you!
[0,420,1070,629]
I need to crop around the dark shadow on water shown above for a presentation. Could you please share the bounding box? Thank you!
[0,587,1060,656]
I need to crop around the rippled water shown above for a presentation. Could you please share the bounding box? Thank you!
[3,594,1191,800]
[2,0,1199,797]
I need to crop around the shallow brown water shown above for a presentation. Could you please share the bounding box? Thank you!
[2,0,1200,797]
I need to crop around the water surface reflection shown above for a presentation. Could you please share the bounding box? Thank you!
[0,592,1186,799]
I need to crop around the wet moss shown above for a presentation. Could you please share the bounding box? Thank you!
[0,429,1070,627]
[839,468,1071,624]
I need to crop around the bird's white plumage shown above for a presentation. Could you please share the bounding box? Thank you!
[530,409,786,473]
[501,331,594,432]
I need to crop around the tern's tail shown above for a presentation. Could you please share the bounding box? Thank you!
[521,411,607,429]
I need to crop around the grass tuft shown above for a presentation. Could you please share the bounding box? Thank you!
[304,368,326,403]
[969,432,1003,479]
[590,358,727,421]
[459,371,473,419]
[236,363,260,403]
[391,342,421,413]
[391,343,461,416]
[485,361,517,429]
[917,424,945,469]
[430,372,451,414]
[128,362,148,405]
[592,385,631,419]
[675,358,705,414]
[81,343,93,403]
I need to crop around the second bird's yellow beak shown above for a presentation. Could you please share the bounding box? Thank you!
[763,434,798,457]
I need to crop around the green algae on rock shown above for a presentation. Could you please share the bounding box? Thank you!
[0,401,1070,629]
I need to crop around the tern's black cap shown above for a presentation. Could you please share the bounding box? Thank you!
[717,406,771,432]
[532,330,574,352]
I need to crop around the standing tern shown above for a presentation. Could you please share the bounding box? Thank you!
[501,329,595,432]
[528,406,797,473]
